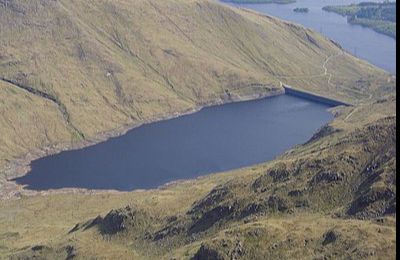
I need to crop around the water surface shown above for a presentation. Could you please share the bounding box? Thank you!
[224,0,396,74]
[14,95,333,191]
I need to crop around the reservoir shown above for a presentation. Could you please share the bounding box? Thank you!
[14,95,333,191]
[223,0,396,75]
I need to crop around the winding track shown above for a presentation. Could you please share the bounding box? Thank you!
[276,50,377,123]
[323,51,343,87]
[278,50,374,104]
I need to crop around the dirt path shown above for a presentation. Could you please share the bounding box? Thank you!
[276,51,342,84]
[278,50,373,107]
[344,92,374,122]
[322,51,343,87]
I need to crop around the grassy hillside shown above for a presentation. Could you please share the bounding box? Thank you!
[0,0,394,187]
[0,0,396,258]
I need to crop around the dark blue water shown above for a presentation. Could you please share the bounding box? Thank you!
[224,0,396,74]
[13,95,333,191]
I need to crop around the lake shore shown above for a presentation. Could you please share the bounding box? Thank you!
[1,87,285,199]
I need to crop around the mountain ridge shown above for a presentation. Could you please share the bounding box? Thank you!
[0,0,396,258]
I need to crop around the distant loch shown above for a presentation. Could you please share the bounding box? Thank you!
[222,0,396,74]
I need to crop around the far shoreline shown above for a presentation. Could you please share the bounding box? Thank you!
[220,0,296,5]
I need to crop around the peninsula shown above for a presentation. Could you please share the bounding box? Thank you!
[323,1,396,38]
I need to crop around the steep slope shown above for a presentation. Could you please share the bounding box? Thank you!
[1,95,395,259]
[0,0,394,185]
[0,1,396,258]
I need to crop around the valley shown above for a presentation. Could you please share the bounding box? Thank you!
[0,0,396,259]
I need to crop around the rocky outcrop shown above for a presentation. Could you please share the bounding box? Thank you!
[322,230,338,246]
[268,168,290,183]
[71,206,143,236]
[11,244,77,260]
[31,245,47,251]
[252,163,294,192]
[191,239,245,260]
[189,185,232,215]
[306,125,341,144]
[311,171,344,184]
[241,195,289,218]
[189,205,235,234]
[267,195,289,212]
[98,209,129,235]
[288,189,303,197]
[153,220,186,241]
[65,245,76,260]
[192,244,225,260]
[347,188,396,218]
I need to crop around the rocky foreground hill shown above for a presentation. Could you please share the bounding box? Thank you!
[0,0,396,259]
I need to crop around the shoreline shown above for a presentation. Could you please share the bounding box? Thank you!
[1,87,284,200]
[322,7,396,40]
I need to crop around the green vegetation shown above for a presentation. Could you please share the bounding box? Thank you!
[293,7,309,13]
[348,16,396,38]
[323,1,396,38]
[0,0,396,259]
[222,0,296,4]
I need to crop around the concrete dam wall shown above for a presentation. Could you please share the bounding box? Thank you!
[282,85,351,107]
